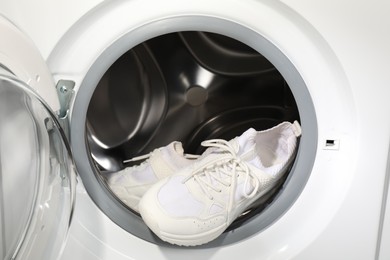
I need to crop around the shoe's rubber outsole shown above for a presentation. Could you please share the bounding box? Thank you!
[140,204,227,246]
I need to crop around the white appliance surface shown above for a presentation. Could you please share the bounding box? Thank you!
[0,0,389,259]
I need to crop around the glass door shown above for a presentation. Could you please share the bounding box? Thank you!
[0,72,76,260]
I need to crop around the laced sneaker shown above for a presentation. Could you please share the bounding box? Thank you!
[107,142,199,212]
[139,121,302,246]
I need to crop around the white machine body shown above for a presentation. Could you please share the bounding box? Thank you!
[0,0,389,259]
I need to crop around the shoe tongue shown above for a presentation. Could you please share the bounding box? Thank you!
[172,141,184,155]
[234,128,267,170]
[235,128,257,155]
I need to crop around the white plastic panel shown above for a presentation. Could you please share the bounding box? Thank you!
[0,0,103,59]
[0,72,76,260]
[0,15,59,110]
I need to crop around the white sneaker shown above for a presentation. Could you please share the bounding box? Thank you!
[139,121,302,246]
[107,142,199,212]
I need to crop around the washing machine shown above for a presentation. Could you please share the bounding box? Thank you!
[1,0,390,259]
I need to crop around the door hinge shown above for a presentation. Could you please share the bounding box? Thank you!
[55,80,75,138]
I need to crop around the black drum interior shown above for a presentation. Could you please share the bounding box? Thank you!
[87,31,299,170]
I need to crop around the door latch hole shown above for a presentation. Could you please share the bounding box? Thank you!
[324,139,340,150]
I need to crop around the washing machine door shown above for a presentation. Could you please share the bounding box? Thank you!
[0,18,77,260]
[0,70,76,260]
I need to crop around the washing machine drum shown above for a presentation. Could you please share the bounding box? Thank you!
[80,29,307,247]
[87,31,300,170]
[0,72,76,260]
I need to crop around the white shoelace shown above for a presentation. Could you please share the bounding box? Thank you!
[183,139,260,206]
[122,154,152,172]
[123,153,151,164]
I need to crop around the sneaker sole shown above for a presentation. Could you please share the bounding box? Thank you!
[140,204,227,247]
